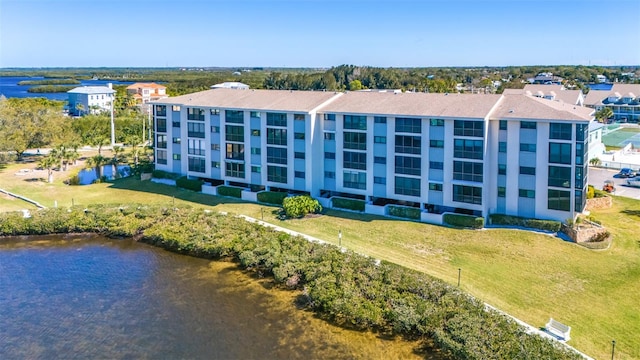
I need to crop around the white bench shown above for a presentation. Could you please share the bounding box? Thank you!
[545,318,571,341]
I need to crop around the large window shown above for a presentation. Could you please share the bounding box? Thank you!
[188,139,205,155]
[548,166,571,188]
[548,189,571,211]
[188,156,205,173]
[396,135,421,154]
[267,128,287,145]
[225,110,244,124]
[344,115,367,130]
[453,185,482,205]
[156,135,167,149]
[395,117,421,133]
[344,132,367,150]
[187,107,205,121]
[188,122,205,138]
[454,139,483,160]
[395,176,420,197]
[344,151,367,170]
[225,162,245,178]
[156,118,167,133]
[267,147,287,164]
[343,170,366,190]
[550,123,572,140]
[155,105,167,117]
[226,143,244,160]
[225,125,244,142]
[267,112,287,126]
[395,156,421,176]
[549,143,572,164]
[267,165,287,183]
[453,161,483,182]
[454,120,483,137]
[156,150,167,165]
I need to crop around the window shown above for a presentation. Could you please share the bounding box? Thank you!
[172,154,181,160]
[324,113,335,121]
[374,116,387,124]
[212,161,220,168]
[156,150,167,165]
[251,129,260,136]
[325,171,335,179]
[225,110,244,124]
[211,126,219,133]
[294,151,305,159]
[395,176,420,197]
[250,111,260,118]
[429,140,444,148]
[225,125,244,142]
[519,189,535,198]
[210,108,220,115]
[267,165,287,183]
[374,156,386,164]
[520,166,536,175]
[267,147,287,164]
[156,118,167,132]
[430,119,444,126]
[188,139,205,155]
[172,121,180,128]
[172,105,180,111]
[395,117,421,133]
[498,164,506,175]
[211,143,220,151]
[454,120,483,137]
[188,122,205,138]
[498,142,507,153]
[324,132,335,140]
[520,143,536,152]
[550,123,572,140]
[187,107,205,121]
[454,139,483,160]
[173,137,181,144]
[453,161,483,182]
[429,183,443,191]
[155,105,167,117]
[453,185,482,205]
[226,143,244,160]
[396,135,421,154]
[324,152,335,159]
[250,147,261,155]
[429,161,443,170]
[549,143,572,164]
[374,136,386,144]
[156,135,167,149]
[294,132,305,140]
[344,115,367,130]
[267,112,287,126]
[188,156,205,173]
[395,156,421,176]
[344,132,367,150]
[267,128,287,145]
[344,170,366,189]
[294,113,305,121]
[344,151,367,170]
[225,162,245,178]
[521,121,537,129]
[548,166,571,188]
[499,120,507,130]
[251,166,261,173]
[547,189,571,211]
[497,186,506,197]
[294,171,305,179]
[576,123,588,142]
[374,176,386,184]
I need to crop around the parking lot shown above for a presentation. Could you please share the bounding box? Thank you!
[588,167,640,200]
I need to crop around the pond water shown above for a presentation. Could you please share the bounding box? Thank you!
[0,235,429,359]
[78,165,131,185]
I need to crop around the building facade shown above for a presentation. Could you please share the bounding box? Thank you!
[584,84,640,122]
[126,82,168,104]
[67,85,116,116]
[152,88,593,223]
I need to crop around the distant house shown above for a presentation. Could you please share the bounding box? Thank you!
[527,72,564,85]
[584,84,640,122]
[588,121,606,161]
[67,84,116,116]
[126,82,168,105]
[210,82,250,90]
[503,85,584,106]
[596,74,608,83]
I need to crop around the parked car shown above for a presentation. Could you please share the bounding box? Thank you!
[617,168,636,178]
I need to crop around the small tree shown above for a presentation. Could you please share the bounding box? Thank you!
[589,157,601,166]
[282,195,322,218]
[595,107,614,123]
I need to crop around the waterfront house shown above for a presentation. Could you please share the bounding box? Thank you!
[126,82,168,105]
[67,84,116,116]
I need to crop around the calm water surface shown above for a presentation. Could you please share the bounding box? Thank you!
[0,235,426,359]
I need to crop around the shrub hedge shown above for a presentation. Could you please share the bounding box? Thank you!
[489,214,561,232]
[443,214,484,229]
[176,176,203,192]
[216,185,242,198]
[332,197,365,211]
[282,195,322,218]
[0,206,581,360]
[257,191,288,205]
[388,205,421,220]
[152,170,180,180]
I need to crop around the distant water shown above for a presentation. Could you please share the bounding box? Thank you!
[0,76,134,101]
[588,83,614,91]
[77,165,131,185]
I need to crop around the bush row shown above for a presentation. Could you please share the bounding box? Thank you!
[152,170,181,180]
[0,206,581,360]
[257,191,288,205]
[176,176,203,192]
[443,214,484,229]
[489,214,561,232]
[388,205,421,220]
[216,185,242,198]
[331,197,365,211]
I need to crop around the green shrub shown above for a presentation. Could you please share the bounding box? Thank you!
[282,195,322,218]
[587,185,595,199]
[332,197,365,211]
[388,205,421,220]
[67,169,80,185]
[444,213,484,229]
[176,176,203,192]
[489,214,561,232]
[257,191,288,205]
[217,185,242,198]
[152,170,180,180]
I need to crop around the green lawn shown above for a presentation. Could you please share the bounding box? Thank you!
[1,159,638,359]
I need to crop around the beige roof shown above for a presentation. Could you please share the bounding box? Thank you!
[503,85,583,105]
[320,91,501,118]
[492,94,593,121]
[584,84,640,106]
[153,88,341,112]
[127,82,166,90]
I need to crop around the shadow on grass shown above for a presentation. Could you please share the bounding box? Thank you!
[621,209,640,218]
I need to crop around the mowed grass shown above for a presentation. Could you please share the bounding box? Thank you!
[1,159,639,359]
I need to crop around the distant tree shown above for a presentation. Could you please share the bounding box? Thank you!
[348,79,364,90]
[86,154,108,180]
[595,107,614,123]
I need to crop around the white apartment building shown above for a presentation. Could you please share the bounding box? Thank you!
[151,88,593,224]
[67,84,116,116]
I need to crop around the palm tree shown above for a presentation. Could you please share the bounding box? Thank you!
[109,146,127,178]
[75,103,85,116]
[595,107,614,123]
[86,154,108,181]
[38,153,58,183]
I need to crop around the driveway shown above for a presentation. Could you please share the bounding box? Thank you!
[588,167,640,200]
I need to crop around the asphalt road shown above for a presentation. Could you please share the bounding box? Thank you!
[588,167,640,200]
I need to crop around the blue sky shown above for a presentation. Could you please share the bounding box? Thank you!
[1,0,639,68]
